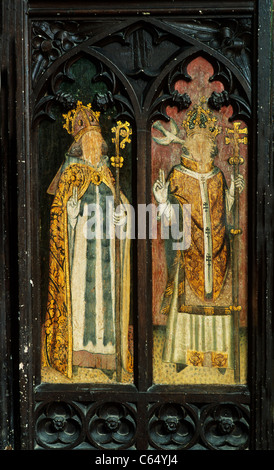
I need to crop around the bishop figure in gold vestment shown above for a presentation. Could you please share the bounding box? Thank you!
[42,101,132,380]
[153,103,244,372]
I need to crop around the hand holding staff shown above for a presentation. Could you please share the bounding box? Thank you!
[225,121,247,382]
[111,120,132,382]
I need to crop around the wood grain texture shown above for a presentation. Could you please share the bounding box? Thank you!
[1,0,273,450]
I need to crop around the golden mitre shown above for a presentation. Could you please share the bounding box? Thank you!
[62,101,101,142]
[182,98,221,141]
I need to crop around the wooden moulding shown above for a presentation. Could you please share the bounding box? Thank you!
[0,0,273,450]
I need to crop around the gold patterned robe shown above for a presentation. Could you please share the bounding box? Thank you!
[41,162,132,378]
[161,158,233,369]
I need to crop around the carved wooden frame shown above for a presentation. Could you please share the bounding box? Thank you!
[1,0,273,450]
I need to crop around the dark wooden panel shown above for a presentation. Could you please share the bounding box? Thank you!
[1,0,273,451]
[249,0,274,450]
[28,1,255,16]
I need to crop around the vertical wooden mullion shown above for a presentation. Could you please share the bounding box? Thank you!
[16,0,36,450]
[250,0,274,450]
[0,0,18,450]
[135,118,153,391]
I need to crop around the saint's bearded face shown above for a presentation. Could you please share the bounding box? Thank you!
[81,130,108,166]
[184,133,217,164]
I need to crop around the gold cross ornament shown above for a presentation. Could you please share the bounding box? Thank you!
[111,121,132,168]
[225,121,248,165]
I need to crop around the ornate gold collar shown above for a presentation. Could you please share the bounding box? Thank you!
[181,155,214,174]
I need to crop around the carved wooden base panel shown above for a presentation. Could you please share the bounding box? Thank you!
[35,401,137,450]
[1,0,272,451]
[35,399,249,450]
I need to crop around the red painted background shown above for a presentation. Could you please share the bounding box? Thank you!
[151,56,248,327]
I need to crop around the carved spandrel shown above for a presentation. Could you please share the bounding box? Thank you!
[162,18,252,83]
[31,18,252,127]
[31,21,92,84]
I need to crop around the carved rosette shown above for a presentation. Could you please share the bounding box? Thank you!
[200,403,250,450]
[35,401,85,449]
[87,402,137,450]
[148,403,198,450]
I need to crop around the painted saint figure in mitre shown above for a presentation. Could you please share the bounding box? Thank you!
[41,101,132,380]
[153,101,244,372]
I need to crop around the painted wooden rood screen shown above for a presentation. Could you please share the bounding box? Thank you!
[0,0,273,451]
